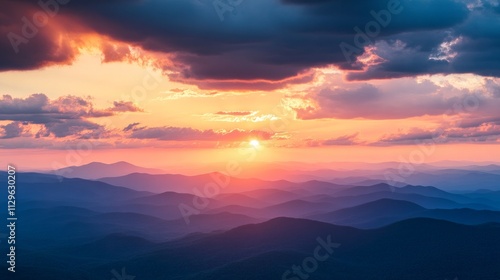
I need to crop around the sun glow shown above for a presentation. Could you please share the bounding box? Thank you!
[250,139,260,148]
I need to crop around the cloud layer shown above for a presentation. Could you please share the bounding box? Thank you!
[0,94,141,139]
[128,125,274,142]
[0,93,274,147]
[1,0,500,88]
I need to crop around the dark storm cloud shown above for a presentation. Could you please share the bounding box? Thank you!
[450,8,500,77]
[70,0,468,81]
[348,2,500,81]
[345,39,451,80]
[0,1,77,70]
[5,0,500,86]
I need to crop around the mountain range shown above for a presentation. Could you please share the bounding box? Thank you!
[3,162,500,279]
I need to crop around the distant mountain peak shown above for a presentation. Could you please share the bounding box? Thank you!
[54,161,165,180]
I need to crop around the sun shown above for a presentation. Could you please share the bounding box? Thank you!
[250,139,260,148]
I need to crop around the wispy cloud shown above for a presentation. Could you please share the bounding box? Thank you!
[129,126,274,142]
[201,111,279,122]
[156,89,220,100]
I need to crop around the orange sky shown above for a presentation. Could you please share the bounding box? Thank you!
[1,44,500,171]
[0,3,500,173]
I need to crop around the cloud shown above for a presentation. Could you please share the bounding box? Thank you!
[376,122,500,145]
[0,94,143,138]
[123,122,142,132]
[43,119,101,138]
[345,39,450,81]
[0,93,47,118]
[3,0,500,89]
[457,116,500,128]
[376,128,441,145]
[322,133,361,146]
[215,111,253,116]
[347,3,500,81]
[110,101,143,112]
[157,89,221,100]
[101,42,133,63]
[0,122,26,139]
[129,126,274,141]
[485,78,500,98]
[0,1,78,70]
[293,81,455,120]
[289,72,500,120]
[303,133,362,147]
[201,111,279,122]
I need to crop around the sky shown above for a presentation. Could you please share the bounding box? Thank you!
[1,0,500,170]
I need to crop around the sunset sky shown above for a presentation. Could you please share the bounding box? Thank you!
[1,0,500,170]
